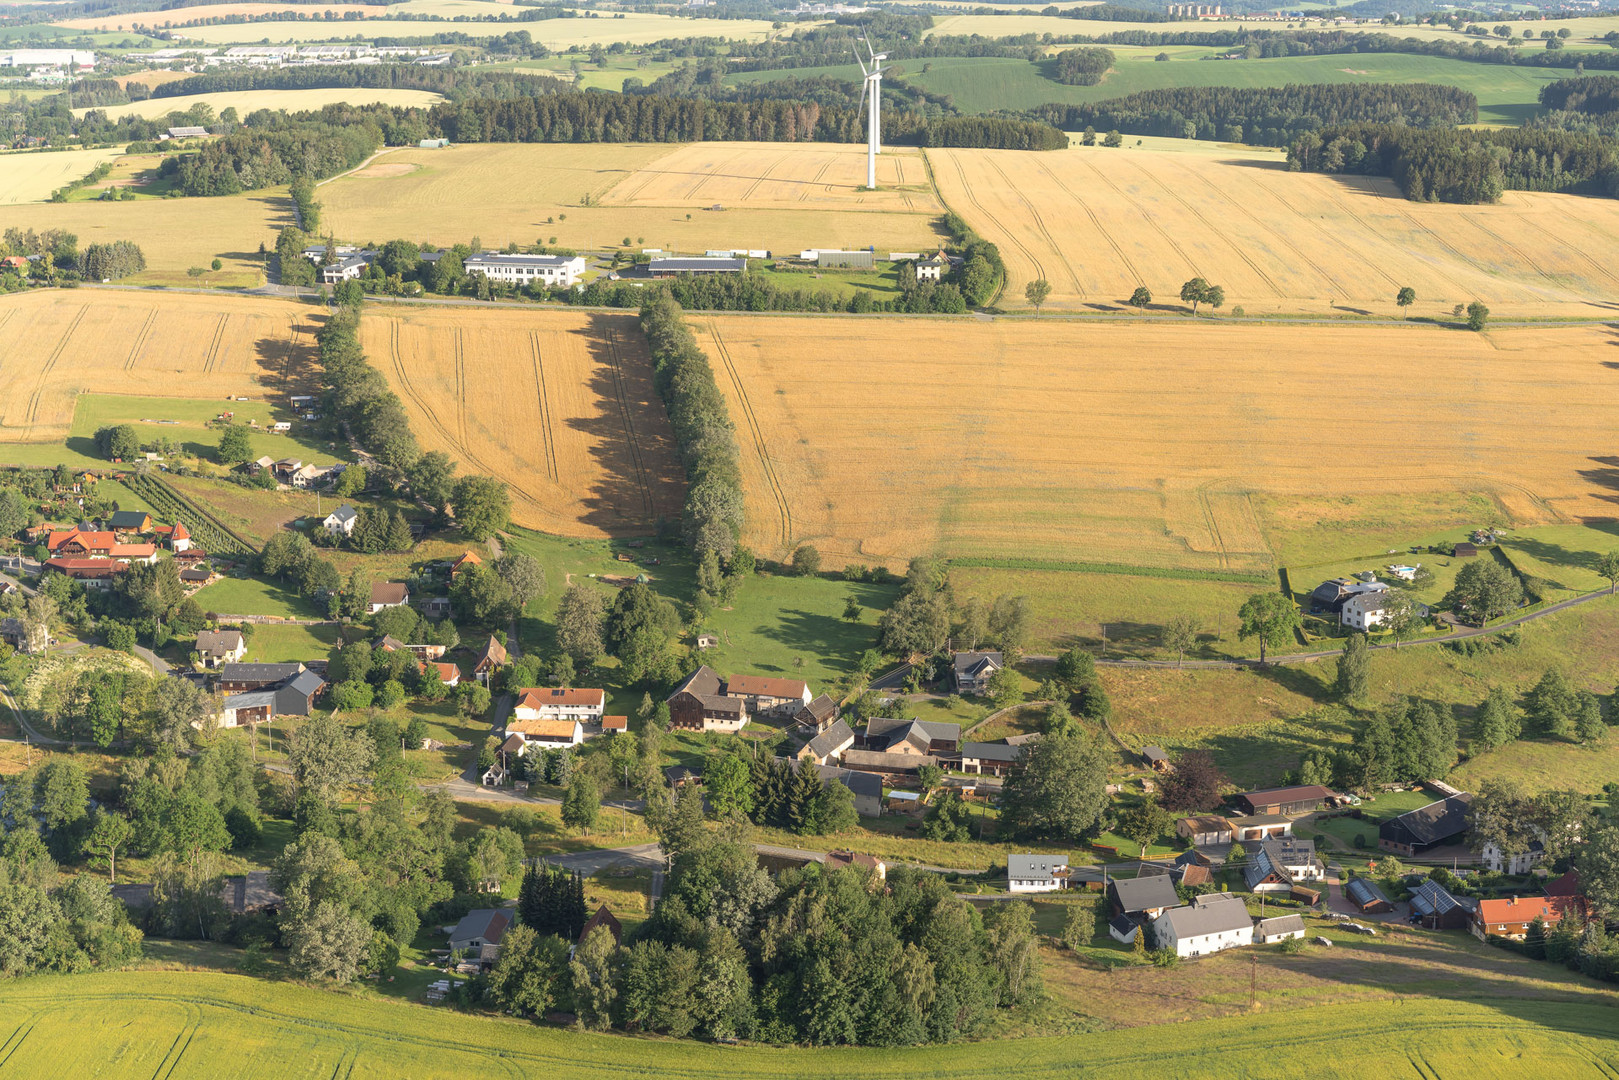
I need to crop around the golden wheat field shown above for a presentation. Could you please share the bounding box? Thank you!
[931,141,1619,317]
[163,12,785,44]
[0,147,125,204]
[72,88,444,121]
[359,306,685,537]
[54,3,387,30]
[320,142,942,255]
[696,315,1619,567]
[0,290,320,444]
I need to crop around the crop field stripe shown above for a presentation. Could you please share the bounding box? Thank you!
[1033,158,1143,287]
[944,150,1047,293]
[1464,216,1561,283]
[602,324,655,519]
[708,320,791,549]
[124,308,159,372]
[984,156,1085,298]
[1528,214,1619,287]
[798,158,833,202]
[152,1002,202,1080]
[527,330,560,483]
[1138,158,1288,299]
[1075,156,1206,281]
[26,304,88,427]
[202,314,228,374]
[740,153,790,201]
[454,327,468,448]
[1236,170,1372,298]
[1304,181,1428,292]
[0,1021,34,1071]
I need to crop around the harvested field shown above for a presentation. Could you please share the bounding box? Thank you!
[360,306,684,537]
[695,315,1619,567]
[73,87,443,121]
[321,142,941,255]
[55,3,387,29]
[0,146,124,203]
[0,290,322,447]
[931,140,1619,317]
[163,12,785,44]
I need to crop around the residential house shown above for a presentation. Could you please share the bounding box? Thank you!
[663,765,701,789]
[166,520,192,553]
[1232,785,1336,816]
[368,581,409,614]
[1151,893,1255,959]
[276,669,325,715]
[110,543,157,565]
[217,663,306,693]
[45,558,124,589]
[1341,591,1392,631]
[247,455,275,476]
[1227,814,1294,842]
[1008,853,1071,894]
[323,505,358,536]
[426,661,460,688]
[952,650,1003,694]
[447,909,511,954]
[958,741,1022,777]
[798,718,855,766]
[1142,746,1173,773]
[47,529,116,556]
[863,716,960,755]
[1409,880,1473,930]
[288,464,331,489]
[463,252,587,287]
[318,250,376,284]
[814,763,883,817]
[194,630,246,668]
[506,718,583,751]
[1109,875,1180,921]
[1346,877,1393,913]
[1169,849,1214,888]
[1254,914,1307,944]
[914,250,948,282]
[217,668,323,726]
[1177,815,1234,846]
[826,850,887,880]
[511,687,605,723]
[724,674,811,717]
[666,665,748,733]
[793,693,838,733]
[218,690,277,729]
[577,905,622,949]
[449,550,482,578]
[1482,837,1546,875]
[107,510,152,534]
[1380,793,1473,855]
[1471,895,1586,941]
[270,459,305,484]
[1243,839,1324,893]
[472,635,507,684]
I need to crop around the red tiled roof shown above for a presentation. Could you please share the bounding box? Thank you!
[724,674,808,699]
[601,715,628,731]
[110,543,155,558]
[516,687,605,710]
[47,529,116,552]
[46,557,126,577]
[171,521,190,540]
[1475,895,1585,926]
[508,717,581,738]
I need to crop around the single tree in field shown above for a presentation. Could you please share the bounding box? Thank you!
[217,424,253,464]
[1119,798,1174,857]
[1204,284,1225,312]
[1237,591,1302,664]
[83,808,134,883]
[1024,278,1052,316]
[1129,286,1152,313]
[1395,286,1416,316]
[1335,633,1371,701]
[1161,613,1197,667]
[1466,301,1490,331]
[1180,277,1209,313]
[1596,550,1619,593]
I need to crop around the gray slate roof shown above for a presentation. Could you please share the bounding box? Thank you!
[961,741,1022,763]
[952,650,1003,677]
[804,718,854,760]
[1110,874,1180,913]
[195,630,243,655]
[1155,893,1252,940]
[1256,914,1306,937]
[815,763,882,800]
[1008,853,1068,883]
[865,716,959,748]
[219,662,304,683]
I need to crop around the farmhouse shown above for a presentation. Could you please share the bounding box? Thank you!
[1178,815,1234,846]
[321,252,376,284]
[958,741,1022,777]
[367,582,409,614]
[216,669,324,728]
[463,253,587,288]
[825,849,886,879]
[512,687,605,724]
[1151,893,1254,960]
[1243,839,1324,893]
[914,251,948,282]
[863,716,960,756]
[45,558,125,588]
[1409,880,1473,931]
[1109,875,1180,921]
[797,718,855,766]
[1471,895,1586,941]
[1232,785,1334,817]
[1254,914,1307,944]
[648,257,745,277]
[472,635,507,684]
[793,693,838,732]
[952,650,1003,694]
[1008,853,1070,894]
[47,529,116,556]
[194,629,246,668]
[217,662,305,693]
[447,909,510,954]
[666,665,748,733]
[815,764,883,818]
[1380,794,1472,855]
[107,510,152,534]
[1340,591,1392,631]
[450,551,482,578]
[1346,877,1393,913]
[505,717,583,751]
[840,748,936,780]
[322,505,358,536]
[1482,837,1546,875]
[724,674,812,717]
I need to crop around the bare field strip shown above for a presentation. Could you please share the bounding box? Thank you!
[0,290,321,444]
[695,316,1619,568]
[931,143,1619,317]
[360,306,684,538]
[72,88,444,121]
[0,147,125,204]
[321,142,942,255]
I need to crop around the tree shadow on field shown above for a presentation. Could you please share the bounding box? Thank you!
[253,325,322,395]
[756,608,878,675]
[1578,456,1619,505]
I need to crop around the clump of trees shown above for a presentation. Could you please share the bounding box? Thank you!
[80,240,146,282]
[1053,46,1115,86]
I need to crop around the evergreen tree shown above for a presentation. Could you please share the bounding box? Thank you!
[785,763,824,834]
[1575,691,1607,744]
[1526,668,1579,739]
[1335,633,1371,701]
[1473,685,1521,752]
[383,510,414,552]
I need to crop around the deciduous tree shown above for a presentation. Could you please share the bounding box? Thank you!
[1237,592,1301,664]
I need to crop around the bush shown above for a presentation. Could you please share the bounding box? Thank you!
[224,806,262,850]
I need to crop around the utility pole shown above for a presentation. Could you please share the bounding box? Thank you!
[1250,953,1257,1011]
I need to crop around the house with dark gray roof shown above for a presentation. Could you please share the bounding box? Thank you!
[863,716,959,755]
[1346,877,1393,913]
[794,693,839,732]
[798,718,854,766]
[1151,893,1254,958]
[1254,914,1307,944]
[217,662,305,693]
[1242,839,1323,893]
[666,664,747,733]
[959,741,1022,776]
[815,763,883,818]
[195,629,245,667]
[447,909,511,954]
[951,650,1003,695]
[1008,853,1070,893]
[1108,874,1180,919]
[1409,879,1474,930]
[1380,793,1472,855]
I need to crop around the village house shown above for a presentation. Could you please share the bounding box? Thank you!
[1340,590,1392,631]
[914,250,949,282]
[450,550,482,578]
[951,650,1003,695]
[723,674,812,717]
[958,741,1022,777]
[1254,914,1307,944]
[839,748,936,781]
[1243,838,1324,893]
[447,908,511,956]
[162,520,192,552]
[1008,853,1071,894]
[1109,875,1180,922]
[817,765,883,817]
[323,504,358,537]
[1380,793,1472,855]
[216,662,305,693]
[826,849,887,880]
[576,905,623,955]
[665,666,748,733]
[194,629,246,668]
[426,661,460,688]
[862,716,960,756]
[1177,815,1234,846]
[472,635,507,684]
[506,717,583,751]
[367,581,409,614]
[1409,879,1474,931]
[110,542,158,565]
[793,693,838,733]
[1471,894,1586,941]
[45,558,125,589]
[217,669,325,728]
[1482,837,1546,875]
[1226,814,1294,843]
[47,529,117,557]
[106,510,152,534]
[1231,785,1337,816]
[797,718,855,766]
[1151,893,1255,959]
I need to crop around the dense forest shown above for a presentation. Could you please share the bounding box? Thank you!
[166,113,383,195]
[1540,74,1619,116]
[1026,83,1477,147]
[1052,47,1115,87]
[1287,123,1619,202]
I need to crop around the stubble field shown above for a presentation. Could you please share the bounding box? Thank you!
[149,12,786,44]
[695,315,1619,567]
[930,140,1619,318]
[71,87,444,121]
[53,2,388,29]
[358,305,685,538]
[0,290,321,446]
[0,146,126,203]
[319,142,943,255]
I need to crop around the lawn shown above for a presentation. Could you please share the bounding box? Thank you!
[69,394,342,467]
[239,622,339,664]
[1497,522,1619,600]
[1255,490,1506,570]
[192,574,323,619]
[2,966,1614,1076]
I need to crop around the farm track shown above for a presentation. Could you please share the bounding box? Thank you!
[1077,157,1205,281]
[708,320,792,550]
[1530,215,1619,288]
[798,159,832,202]
[201,313,228,374]
[1305,184,1408,292]
[1196,489,1231,571]
[944,152,1048,291]
[0,1022,34,1071]
[740,154,790,202]
[25,304,86,427]
[602,324,656,521]
[527,330,560,483]
[1145,160,1287,299]
[1034,158,1143,288]
[123,308,158,372]
[985,157,1084,297]
[1365,182,1497,285]
[454,327,468,447]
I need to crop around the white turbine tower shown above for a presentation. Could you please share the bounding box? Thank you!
[854,35,887,189]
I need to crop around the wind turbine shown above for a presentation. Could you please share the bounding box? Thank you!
[854,34,887,189]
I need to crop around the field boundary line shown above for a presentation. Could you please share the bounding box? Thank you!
[947,555,1269,584]
[602,323,655,521]
[940,149,1045,301]
[707,320,791,551]
[124,308,158,372]
[25,303,87,429]
[527,331,560,483]
[315,146,399,188]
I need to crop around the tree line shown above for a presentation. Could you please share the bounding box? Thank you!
[166,112,384,196]
[1026,82,1477,148]
[1287,122,1619,202]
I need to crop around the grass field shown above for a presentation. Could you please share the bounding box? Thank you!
[928,11,1619,45]
[693,314,1619,567]
[155,12,785,44]
[0,968,1613,1077]
[0,290,324,452]
[0,187,287,285]
[238,621,339,662]
[0,146,125,204]
[71,87,444,121]
[929,139,1619,317]
[359,305,686,538]
[319,142,943,256]
[193,573,323,618]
